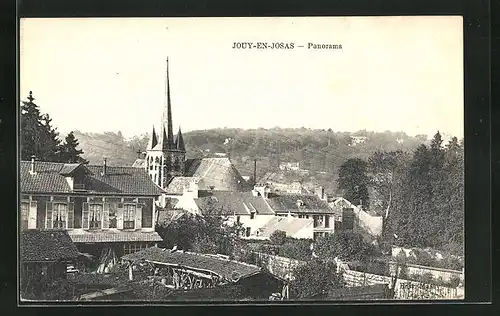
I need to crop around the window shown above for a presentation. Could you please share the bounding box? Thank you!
[236,216,241,224]
[250,212,255,220]
[109,203,117,228]
[123,242,147,255]
[89,204,103,229]
[20,201,29,230]
[123,204,135,229]
[53,203,68,229]
[325,215,330,228]
[245,227,251,237]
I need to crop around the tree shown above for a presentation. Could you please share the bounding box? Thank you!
[315,231,374,263]
[269,230,287,245]
[155,199,244,256]
[21,92,87,163]
[20,92,61,161]
[337,158,370,208]
[289,259,344,299]
[59,131,88,163]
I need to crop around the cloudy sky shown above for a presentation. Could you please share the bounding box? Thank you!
[20,17,463,139]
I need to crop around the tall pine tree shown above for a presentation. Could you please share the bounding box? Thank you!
[21,91,60,161]
[59,131,88,163]
[21,91,86,163]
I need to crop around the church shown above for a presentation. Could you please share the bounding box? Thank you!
[132,59,247,205]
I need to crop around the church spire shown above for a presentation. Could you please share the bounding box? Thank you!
[147,125,158,150]
[175,126,186,152]
[162,57,175,149]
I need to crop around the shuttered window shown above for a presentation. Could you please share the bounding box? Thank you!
[28,201,37,229]
[89,204,103,229]
[67,202,74,229]
[82,202,89,229]
[20,200,29,230]
[108,203,118,228]
[46,202,53,229]
[123,204,135,229]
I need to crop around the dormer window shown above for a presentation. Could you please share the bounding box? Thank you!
[297,199,304,207]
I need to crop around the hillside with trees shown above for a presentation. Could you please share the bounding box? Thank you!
[73,127,441,194]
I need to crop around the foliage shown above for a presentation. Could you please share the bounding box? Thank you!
[269,230,287,245]
[337,158,370,208]
[387,133,463,254]
[277,238,313,261]
[315,231,375,263]
[20,92,86,163]
[73,128,428,193]
[289,259,344,299]
[21,278,76,301]
[155,201,243,256]
[59,131,88,163]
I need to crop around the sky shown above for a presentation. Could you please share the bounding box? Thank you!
[20,17,464,139]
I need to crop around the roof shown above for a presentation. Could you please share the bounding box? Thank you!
[194,191,275,216]
[132,159,146,168]
[252,216,313,238]
[67,230,163,243]
[21,161,163,196]
[185,158,245,192]
[122,247,261,280]
[266,194,334,214]
[21,230,80,262]
[328,197,359,217]
[165,177,197,195]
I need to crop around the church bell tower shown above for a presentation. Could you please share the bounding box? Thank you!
[145,58,186,189]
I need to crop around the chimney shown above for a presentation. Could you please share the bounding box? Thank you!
[253,159,257,186]
[29,155,36,175]
[102,158,107,176]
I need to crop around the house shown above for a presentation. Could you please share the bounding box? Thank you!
[131,59,246,206]
[249,216,313,240]
[349,136,368,146]
[20,230,80,293]
[254,185,339,240]
[279,162,300,171]
[121,247,282,299]
[266,181,304,194]
[328,197,383,237]
[20,158,164,268]
[194,191,276,237]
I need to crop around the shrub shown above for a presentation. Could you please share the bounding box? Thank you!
[269,230,287,245]
[289,259,344,299]
[449,275,461,288]
[278,238,312,261]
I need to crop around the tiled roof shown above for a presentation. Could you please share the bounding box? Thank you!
[195,191,275,216]
[185,158,245,192]
[67,230,163,243]
[253,216,313,238]
[266,194,334,214]
[132,159,146,168]
[21,230,80,262]
[157,209,186,226]
[328,197,358,217]
[122,247,261,280]
[21,161,163,196]
[58,163,83,175]
[165,177,197,195]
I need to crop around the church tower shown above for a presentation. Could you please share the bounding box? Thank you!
[145,58,186,189]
